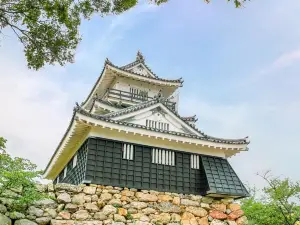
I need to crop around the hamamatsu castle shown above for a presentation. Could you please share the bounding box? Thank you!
[44,52,249,199]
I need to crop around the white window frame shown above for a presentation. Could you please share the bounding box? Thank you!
[123,144,134,160]
[57,176,60,183]
[63,167,67,178]
[152,148,175,166]
[191,154,200,169]
[73,154,78,168]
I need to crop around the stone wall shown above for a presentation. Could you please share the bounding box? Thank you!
[0,183,248,225]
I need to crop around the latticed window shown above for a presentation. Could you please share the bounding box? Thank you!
[73,154,78,168]
[146,119,169,131]
[63,167,67,178]
[123,144,134,160]
[191,154,200,169]
[152,148,175,166]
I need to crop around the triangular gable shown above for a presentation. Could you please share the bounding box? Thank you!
[123,62,157,79]
[105,100,204,137]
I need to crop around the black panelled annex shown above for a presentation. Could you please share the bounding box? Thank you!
[54,137,249,197]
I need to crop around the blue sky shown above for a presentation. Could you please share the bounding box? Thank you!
[0,0,300,188]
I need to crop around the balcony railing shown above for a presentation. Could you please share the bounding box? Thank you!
[106,88,176,110]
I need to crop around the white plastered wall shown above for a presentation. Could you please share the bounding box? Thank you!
[121,110,192,134]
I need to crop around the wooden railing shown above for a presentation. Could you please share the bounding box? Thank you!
[107,88,176,110]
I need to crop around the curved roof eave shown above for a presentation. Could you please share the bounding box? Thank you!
[44,104,249,178]
[106,61,183,84]
[78,104,248,144]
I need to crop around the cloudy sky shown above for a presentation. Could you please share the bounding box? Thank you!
[0,0,299,188]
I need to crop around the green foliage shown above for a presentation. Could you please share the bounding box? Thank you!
[125,212,133,220]
[242,192,286,224]
[0,137,6,149]
[204,0,249,8]
[241,172,300,225]
[112,203,122,208]
[0,0,250,70]
[0,142,45,212]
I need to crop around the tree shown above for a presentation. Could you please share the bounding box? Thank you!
[0,136,6,149]
[241,172,300,225]
[0,0,249,70]
[0,138,44,212]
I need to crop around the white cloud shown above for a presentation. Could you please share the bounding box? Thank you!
[180,80,300,189]
[77,3,159,66]
[259,49,300,75]
[0,44,75,169]
[238,48,300,87]
[0,3,159,171]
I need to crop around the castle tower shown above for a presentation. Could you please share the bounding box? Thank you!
[44,52,249,198]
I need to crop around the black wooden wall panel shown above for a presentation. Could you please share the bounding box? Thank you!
[54,140,88,185]
[85,137,208,195]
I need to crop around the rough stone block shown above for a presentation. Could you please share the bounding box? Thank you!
[185,206,207,217]
[15,219,38,225]
[209,211,227,220]
[55,184,81,193]
[136,193,158,202]
[83,187,96,195]
[0,213,11,225]
[57,193,71,204]
[180,199,200,206]
[35,217,51,225]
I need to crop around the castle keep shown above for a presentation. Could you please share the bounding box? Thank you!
[44,52,249,199]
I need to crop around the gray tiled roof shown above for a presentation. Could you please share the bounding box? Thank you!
[94,98,124,108]
[106,58,183,84]
[202,156,249,198]
[75,102,248,145]
[182,115,198,122]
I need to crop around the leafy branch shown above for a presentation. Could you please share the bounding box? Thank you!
[0,140,45,212]
[1,0,251,70]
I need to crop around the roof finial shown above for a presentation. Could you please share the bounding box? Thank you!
[136,50,145,63]
[105,58,112,65]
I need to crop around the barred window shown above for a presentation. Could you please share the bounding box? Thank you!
[146,119,169,131]
[130,88,148,100]
[152,148,175,166]
[191,154,200,169]
[123,144,134,160]
[63,167,67,178]
[73,154,78,168]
